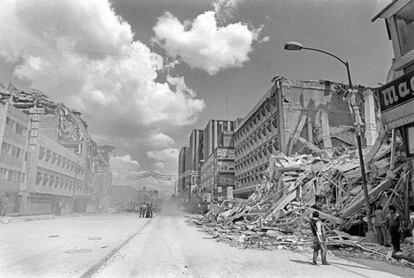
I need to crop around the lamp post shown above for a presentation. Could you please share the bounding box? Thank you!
[283,41,375,238]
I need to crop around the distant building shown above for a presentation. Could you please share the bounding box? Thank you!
[203,120,235,159]
[177,146,186,191]
[234,78,361,198]
[200,146,235,201]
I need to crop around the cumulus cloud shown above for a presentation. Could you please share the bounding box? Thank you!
[0,0,205,175]
[110,155,140,172]
[109,154,140,185]
[152,10,261,75]
[148,133,175,149]
[147,148,179,175]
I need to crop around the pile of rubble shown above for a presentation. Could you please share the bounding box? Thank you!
[188,135,414,267]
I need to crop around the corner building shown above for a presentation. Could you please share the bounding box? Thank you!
[234,78,358,198]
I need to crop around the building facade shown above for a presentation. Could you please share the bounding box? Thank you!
[0,85,115,215]
[0,102,29,215]
[177,146,186,191]
[373,0,414,207]
[203,120,235,159]
[200,146,235,201]
[234,78,360,198]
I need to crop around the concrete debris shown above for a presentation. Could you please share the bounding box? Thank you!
[187,137,414,267]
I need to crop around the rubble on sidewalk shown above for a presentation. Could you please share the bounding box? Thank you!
[187,137,414,267]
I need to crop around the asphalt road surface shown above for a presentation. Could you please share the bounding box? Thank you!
[93,202,414,278]
[0,213,150,277]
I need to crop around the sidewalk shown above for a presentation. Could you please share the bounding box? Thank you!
[0,211,110,224]
[0,214,151,278]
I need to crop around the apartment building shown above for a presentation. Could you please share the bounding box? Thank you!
[234,78,358,198]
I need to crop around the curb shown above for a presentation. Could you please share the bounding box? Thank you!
[80,217,153,278]
[0,212,120,225]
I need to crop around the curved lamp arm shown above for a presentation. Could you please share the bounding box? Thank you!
[302,47,352,87]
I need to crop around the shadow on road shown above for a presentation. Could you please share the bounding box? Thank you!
[289,259,317,266]
[329,261,374,271]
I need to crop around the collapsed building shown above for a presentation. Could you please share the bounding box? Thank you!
[0,84,114,215]
[233,77,377,198]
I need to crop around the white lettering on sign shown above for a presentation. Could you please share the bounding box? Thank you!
[29,107,45,114]
[381,86,398,106]
[379,74,414,110]
[29,137,37,145]
[31,114,40,121]
[30,130,39,137]
[30,121,39,129]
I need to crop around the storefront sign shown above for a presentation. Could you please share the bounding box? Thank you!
[29,111,41,151]
[378,70,414,129]
[29,107,45,114]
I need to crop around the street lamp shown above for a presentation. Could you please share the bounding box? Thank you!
[284,41,375,239]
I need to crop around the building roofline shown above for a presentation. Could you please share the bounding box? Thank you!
[372,0,411,22]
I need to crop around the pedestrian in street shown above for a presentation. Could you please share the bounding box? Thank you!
[387,205,402,253]
[409,208,414,245]
[138,203,143,218]
[142,202,148,218]
[309,211,329,265]
[149,203,153,218]
[373,205,388,246]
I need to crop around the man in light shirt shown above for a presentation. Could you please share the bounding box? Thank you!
[310,211,329,265]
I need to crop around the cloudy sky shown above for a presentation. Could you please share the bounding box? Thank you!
[0,0,393,187]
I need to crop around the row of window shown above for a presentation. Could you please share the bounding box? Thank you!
[234,96,277,144]
[0,167,25,183]
[35,170,83,192]
[1,142,26,160]
[38,146,85,175]
[5,117,28,136]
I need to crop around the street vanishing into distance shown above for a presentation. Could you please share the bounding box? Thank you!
[1,200,413,278]
[1,0,414,277]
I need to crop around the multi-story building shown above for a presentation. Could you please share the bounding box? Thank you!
[203,120,235,159]
[373,0,414,207]
[177,146,186,191]
[234,77,360,198]
[0,85,115,215]
[200,146,235,201]
[188,129,204,172]
[0,102,29,215]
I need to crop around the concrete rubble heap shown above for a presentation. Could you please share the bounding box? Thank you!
[188,133,414,266]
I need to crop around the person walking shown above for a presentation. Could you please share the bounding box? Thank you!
[373,205,388,245]
[387,206,402,253]
[310,211,329,265]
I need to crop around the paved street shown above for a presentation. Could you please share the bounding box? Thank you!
[1,204,414,278]
[93,202,414,278]
[0,214,150,278]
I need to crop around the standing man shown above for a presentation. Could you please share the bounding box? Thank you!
[409,208,414,245]
[143,202,148,218]
[373,205,388,245]
[309,211,329,265]
[387,206,402,253]
[138,203,143,218]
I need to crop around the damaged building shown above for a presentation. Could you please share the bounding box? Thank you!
[233,77,376,198]
[0,84,114,216]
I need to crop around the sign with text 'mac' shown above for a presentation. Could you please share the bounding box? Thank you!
[378,70,414,129]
